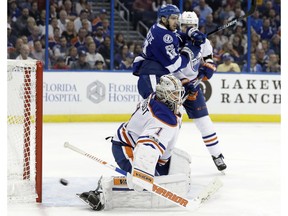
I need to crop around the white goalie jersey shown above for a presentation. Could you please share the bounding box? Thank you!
[113,93,182,164]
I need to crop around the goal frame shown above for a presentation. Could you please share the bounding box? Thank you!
[7,60,43,203]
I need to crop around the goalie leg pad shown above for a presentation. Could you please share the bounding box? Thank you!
[101,174,189,210]
[168,148,192,188]
[128,144,159,191]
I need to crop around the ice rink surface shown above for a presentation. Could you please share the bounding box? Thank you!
[7,122,282,216]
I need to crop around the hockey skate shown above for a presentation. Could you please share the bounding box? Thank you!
[76,177,104,211]
[212,154,227,172]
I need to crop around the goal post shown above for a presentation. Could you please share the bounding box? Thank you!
[7,59,43,203]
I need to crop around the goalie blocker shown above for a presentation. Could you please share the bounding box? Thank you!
[78,148,192,210]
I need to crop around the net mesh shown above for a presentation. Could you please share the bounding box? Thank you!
[7,60,39,202]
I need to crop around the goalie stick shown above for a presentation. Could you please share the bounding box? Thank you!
[64,142,223,210]
[207,0,257,36]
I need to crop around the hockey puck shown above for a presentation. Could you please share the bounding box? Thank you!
[60,178,68,186]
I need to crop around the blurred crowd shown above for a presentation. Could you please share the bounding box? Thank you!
[7,0,281,72]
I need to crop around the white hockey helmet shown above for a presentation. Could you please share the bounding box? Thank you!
[179,11,199,29]
[156,74,185,114]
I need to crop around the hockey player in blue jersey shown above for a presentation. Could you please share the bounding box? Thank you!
[132,4,198,98]
[78,74,192,210]
[133,5,226,172]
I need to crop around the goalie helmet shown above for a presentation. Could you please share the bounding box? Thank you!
[179,11,199,29]
[156,74,185,114]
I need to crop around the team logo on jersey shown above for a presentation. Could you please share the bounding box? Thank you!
[163,34,173,43]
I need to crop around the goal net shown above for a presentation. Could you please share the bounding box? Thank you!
[7,60,43,203]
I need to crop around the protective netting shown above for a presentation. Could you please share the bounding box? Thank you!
[7,60,41,202]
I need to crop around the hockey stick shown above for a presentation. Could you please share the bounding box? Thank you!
[64,142,223,210]
[207,0,257,36]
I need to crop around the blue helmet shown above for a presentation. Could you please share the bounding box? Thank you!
[157,4,180,19]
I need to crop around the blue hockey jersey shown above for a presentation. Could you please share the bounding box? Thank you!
[133,23,189,76]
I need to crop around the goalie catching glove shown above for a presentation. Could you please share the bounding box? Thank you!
[198,60,217,81]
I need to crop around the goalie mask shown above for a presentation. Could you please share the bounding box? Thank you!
[179,11,199,30]
[156,74,185,114]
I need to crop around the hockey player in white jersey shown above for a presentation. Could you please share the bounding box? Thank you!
[78,74,192,210]
[179,11,227,171]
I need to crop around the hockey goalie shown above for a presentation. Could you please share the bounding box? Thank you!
[77,74,192,210]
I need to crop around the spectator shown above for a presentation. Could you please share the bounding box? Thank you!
[114,44,129,69]
[98,36,111,69]
[75,0,92,16]
[53,56,70,69]
[85,42,106,68]
[16,44,33,60]
[14,7,30,34]
[270,34,280,57]
[193,0,213,23]
[217,53,241,72]
[127,41,135,54]
[53,36,69,59]
[114,32,125,53]
[92,25,105,47]
[251,10,263,33]
[119,52,135,70]
[58,9,69,35]
[7,23,17,48]
[81,18,92,36]
[66,46,78,67]
[8,0,21,23]
[218,4,234,22]
[48,27,61,50]
[48,17,59,38]
[37,9,46,36]
[61,20,77,46]
[21,16,36,37]
[49,4,57,22]
[258,18,275,40]
[9,37,23,59]
[70,50,91,69]
[92,8,108,32]
[265,53,280,73]
[241,54,263,73]
[204,13,217,34]
[255,48,269,70]
[134,42,143,56]
[260,39,274,56]
[62,0,77,21]
[71,27,88,49]
[29,1,40,22]
[27,25,42,48]
[31,39,45,63]
[95,60,104,70]
[268,9,280,32]
[214,31,229,50]
[101,18,110,37]
[74,9,92,33]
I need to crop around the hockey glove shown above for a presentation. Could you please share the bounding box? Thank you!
[181,78,199,101]
[198,62,217,81]
[187,28,206,46]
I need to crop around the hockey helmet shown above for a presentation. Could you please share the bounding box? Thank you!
[156,74,185,114]
[157,4,180,19]
[179,11,199,29]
